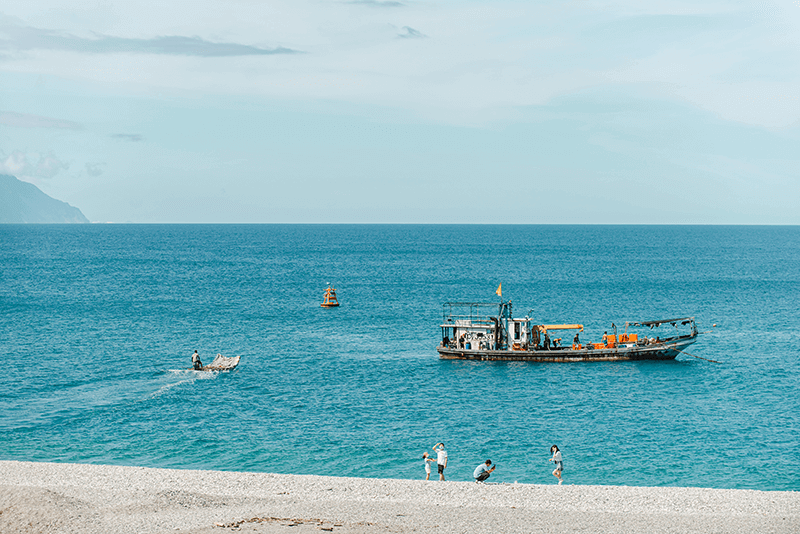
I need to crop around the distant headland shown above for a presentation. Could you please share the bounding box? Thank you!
[0,174,89,223]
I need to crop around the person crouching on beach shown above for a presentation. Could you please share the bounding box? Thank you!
[422,452,435,480]
[473,459,495,483]
[433,442,448,481]
[549,445,563,484]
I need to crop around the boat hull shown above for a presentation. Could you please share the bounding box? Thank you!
[437,337,697,362]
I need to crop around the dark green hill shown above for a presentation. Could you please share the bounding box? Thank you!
[0,174,89,223]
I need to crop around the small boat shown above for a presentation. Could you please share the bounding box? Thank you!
[199,354,241,371]
[437,300,698,362]
[321,284,340,308]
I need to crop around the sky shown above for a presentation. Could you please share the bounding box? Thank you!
[1,0,799,223]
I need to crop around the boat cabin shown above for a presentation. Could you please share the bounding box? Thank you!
[439,301,581,351]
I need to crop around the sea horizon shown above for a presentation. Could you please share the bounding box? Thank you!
[6,222,800,226]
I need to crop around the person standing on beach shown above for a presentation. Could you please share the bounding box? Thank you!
[422,452,435,480]
[549,445,563,485]
[433,442,448,481]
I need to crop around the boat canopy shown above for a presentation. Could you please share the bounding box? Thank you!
[441,302,510,323]
[540,324,584,331]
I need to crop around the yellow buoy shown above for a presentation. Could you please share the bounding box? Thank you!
[321,284,340,308]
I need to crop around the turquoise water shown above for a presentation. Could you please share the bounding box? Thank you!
[1,224,798,490]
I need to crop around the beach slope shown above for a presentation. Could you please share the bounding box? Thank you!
[1,461,797,534]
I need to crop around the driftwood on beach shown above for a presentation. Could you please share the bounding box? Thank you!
[1,461,798,534]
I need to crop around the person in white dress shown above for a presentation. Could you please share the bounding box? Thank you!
[549,445,563,484]
[422,452,435,480]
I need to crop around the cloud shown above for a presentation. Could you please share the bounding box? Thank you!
[397,26,425,39]
[85,162,105,177]
[0,111,82,129]
[1,2,798,131]
[0,19,299,57]
[0,150,69,179]
[111,134,143,142]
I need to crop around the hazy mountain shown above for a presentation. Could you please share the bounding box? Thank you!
[0,174,89,223]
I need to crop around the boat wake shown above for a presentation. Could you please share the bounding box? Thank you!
[165,369,220,377]
[149,369,218,399]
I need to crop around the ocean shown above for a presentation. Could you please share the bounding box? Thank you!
[1,224,798,490]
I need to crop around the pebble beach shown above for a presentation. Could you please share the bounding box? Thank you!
[1,461,797,534]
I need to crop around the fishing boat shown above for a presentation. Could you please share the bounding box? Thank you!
[321,284,340,308]
[437,300,698,362]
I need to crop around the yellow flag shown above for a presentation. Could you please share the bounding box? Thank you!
[496,283,502,297]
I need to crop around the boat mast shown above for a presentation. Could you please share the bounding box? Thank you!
[496,285,511,351]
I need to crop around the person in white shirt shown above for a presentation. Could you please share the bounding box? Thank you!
[473,460,496,483]
[433,442,448,481]
[191,350,202,370]
[422,452,435,480]
[549,445,563,485]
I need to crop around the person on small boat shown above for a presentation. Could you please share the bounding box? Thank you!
[473,459,496,483]
[602,331,608,345]
[192,350,202,370]
[543,332,551,350]
[549,445,563,485]
[573,332,580,346]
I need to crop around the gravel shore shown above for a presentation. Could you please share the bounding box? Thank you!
[1,460,797,533]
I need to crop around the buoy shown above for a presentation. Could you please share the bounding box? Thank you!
[321,284,340,308]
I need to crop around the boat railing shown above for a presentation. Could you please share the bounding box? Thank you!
[625,317,695,329]
[448,318,495,328]
[441,302,505,324]
[624,317,697,340]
